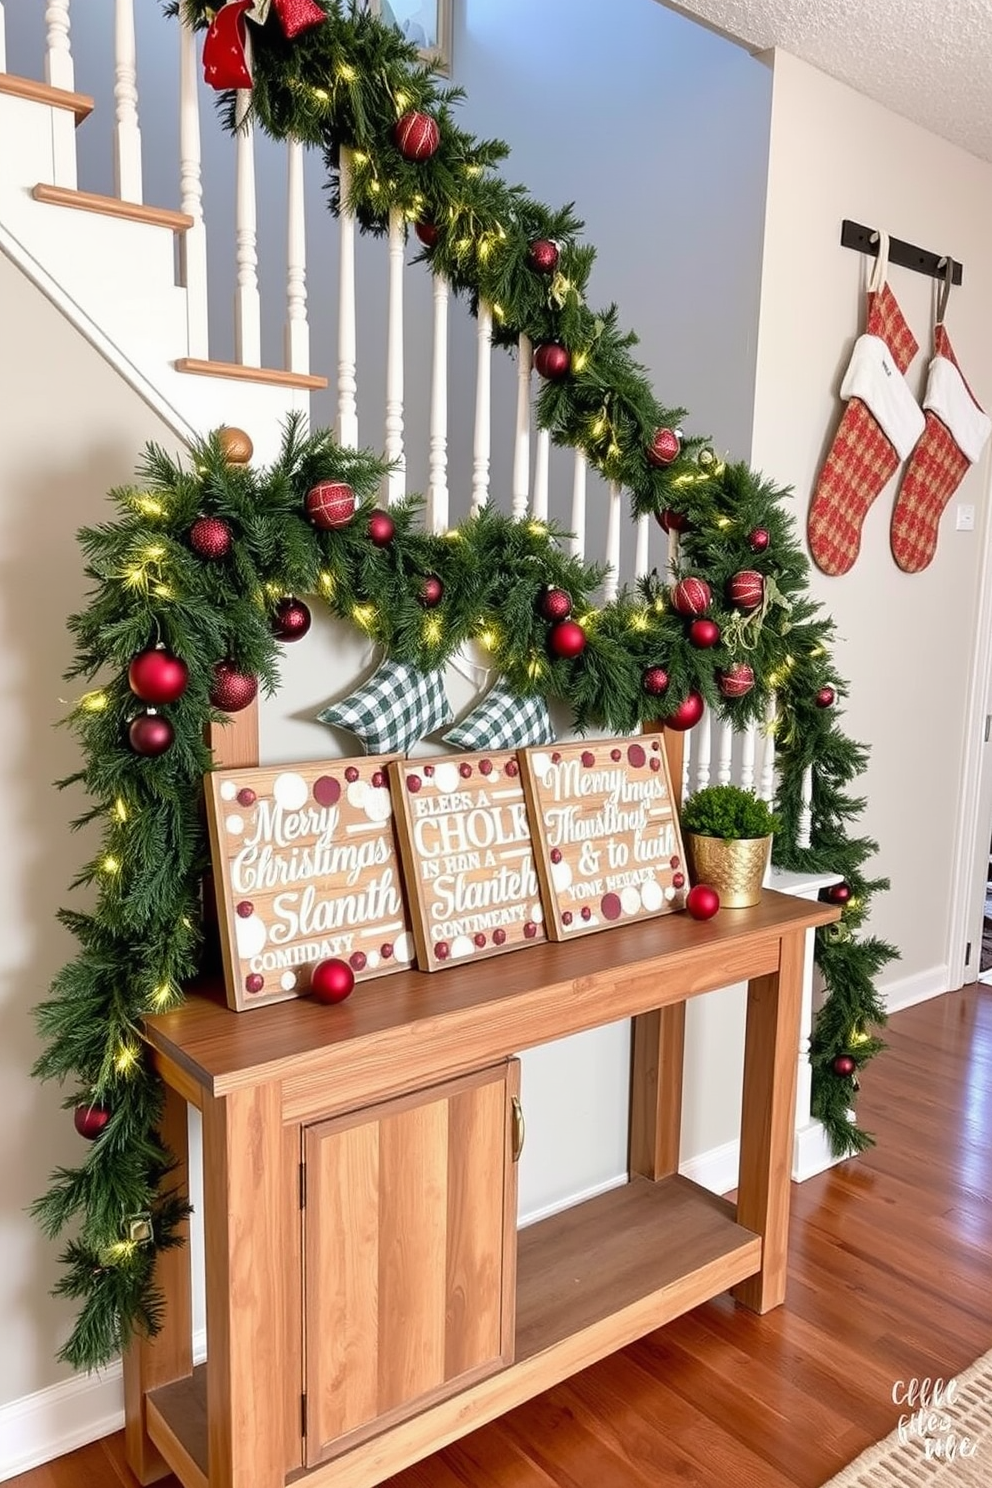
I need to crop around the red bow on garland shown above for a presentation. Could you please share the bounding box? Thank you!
[203,0,325,91]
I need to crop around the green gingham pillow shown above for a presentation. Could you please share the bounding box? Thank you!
[317,658,453,755]
[443,678,556,751]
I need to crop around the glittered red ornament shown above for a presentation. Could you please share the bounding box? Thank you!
[643,666,670,697]
[528,238,559,273]
[548,619,587,658]
[832,1054,856,1078]
[128,711,175,756]
[306,480,356,530]
[270,0,326,39]
[74,1103,111,1140]
[415,221,438,248]
[272,597,312,642]
[540,586,572,622]
[368,509,396,547]
[128,647,189,705]
[825,882,852,905]
[718,663,756,699]
[686,884,720,920]
[418,574,444,608]
[671,577,712,616]
[689,618,720,649]
[656,507,690,534]
[646,427,681,468]
[189,514,232,560]
[534,342,571,381]
[394,111,441,161]
[816,686,836,709]
[748,527,770,553]
[311,957,355,1004]
[665,691,705,732]
[727,569,765,611]
[209,661,258,713]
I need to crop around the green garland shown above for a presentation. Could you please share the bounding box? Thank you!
[31,1,896,1371]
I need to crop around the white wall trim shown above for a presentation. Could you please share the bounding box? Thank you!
[679,1137,740,1198]
[518,1171,627,1229]
[883,964,953,1014]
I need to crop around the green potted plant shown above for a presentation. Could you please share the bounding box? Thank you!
[680,784,781,908]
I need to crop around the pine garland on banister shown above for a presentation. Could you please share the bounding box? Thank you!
[31,1,897,1372]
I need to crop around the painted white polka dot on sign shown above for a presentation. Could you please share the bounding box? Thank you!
[364,788,392,822]
[347,779,369,808]
[641,879,664,912]
[280,971,297,991]
[620,885,642,916]
[531,902,544,922]
[531,752,553,781]
[433,761,461,795]
[235,913,267,958]
[273,772,309,811]
[450,935,475,959]
[551,859,573,892]
[220,780,238,801]
[225,814,244,835]
[366,951,380,970]
[665,885,677,902]
[393,931,414,964]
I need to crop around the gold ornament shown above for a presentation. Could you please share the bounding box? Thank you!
[218,426,254,465]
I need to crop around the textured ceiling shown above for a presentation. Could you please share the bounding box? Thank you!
[667,0,992,164]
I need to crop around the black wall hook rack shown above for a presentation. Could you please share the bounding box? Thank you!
[841,219,963,286]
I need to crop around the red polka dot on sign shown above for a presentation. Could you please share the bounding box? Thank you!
[611,748,621,762]
[552,752,561,764]
[424,764,435,776]
[474,933,487,947]
[407,775,422,793]
[237,787,256,807]
[562,911,573,926]
[381,943,393,959]
[313,775,340,807]
[505,759,519,777]
[245,973,264,993]
[345,766,359,783]
[601,892,622,921]
[670,856,681,869]
[459,762,472,778]
[479,759,493,776]
[350,952,367,971]
[371,771,385,788]
[550,848,562,864]
[650,757,660,771]
[651,738,660,751]
[627,743,646,768]
[581,750,595,767]
[581,906,592,921]
[673,872,685,889]
[435,941,449,960]
[524,922,538,939]
[493,928,507,945]
[236,901,254,918]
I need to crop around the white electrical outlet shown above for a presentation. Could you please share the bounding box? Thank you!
[956,504,976,531]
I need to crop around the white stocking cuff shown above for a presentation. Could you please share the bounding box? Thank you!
[840,334,925,460]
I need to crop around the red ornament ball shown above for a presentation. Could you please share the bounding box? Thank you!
[689,618,721,649]
[74,1103,111,1140]
[727,569,765,612]
[189,515,232,560]
[306,481,356,531]
[534,342,571,381]
[415,220,439,248]
[686,884,720,920]
[418,574,444,608]
[656,507,690,534]
[272,597,312,643]
[128,647,189,705]
[394,110,441,161]
[548,619,587,658]
[665,691,705,732]
[718,663,756,699]
[528,238,559,273]
[209,661,258,713]
[643,666,670,697]
[825,881,852,905]
[540,586,573,622]
[128,711,174,756]
[646,427,681,468]
[748,527,770,553]
[832,1054,856,1078]
[671,577,712,617]
[311,958,355,1004]
[368,510,396,547]
[816,686,836,709]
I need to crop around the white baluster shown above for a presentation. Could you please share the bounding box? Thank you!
[383,209,406,504]
[716,719,733,786]
[532,429,550,521]
[337,149,358,448]
[45,1,76,188]
[471,301,492,513]
[114,0,142,202]
[682,741,691,804]
[603,481,621,602]
[740,719,757,792]
[570,451,587,560]
[512,334,531,519]
[0,6,7,72]
[798,765,814,849]
[233,88,260,366]
[694,709,712,794]
[668,531,681,578]
[285,140,309,374]
[427,273,449,534]
[759,692,777,804]
[634,513,650,579]
[179,17,208,358]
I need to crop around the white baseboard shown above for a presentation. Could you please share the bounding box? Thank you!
[883,964,952,1014]
[517,1171,628,1228]
[679,1137,740,1197]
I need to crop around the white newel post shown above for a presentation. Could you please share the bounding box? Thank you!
[471,301,492,513]
[427,273,449,534]
[512,335,531,519]
[114,0,142,203]
[337,148,359,449]
[693,710,712,794]
[570,452,587,560]
[603,481,621,601]
[384,209,406,505]
[531,429,550,521]
[285,140,310,374]
[716,720,733,786]
[233,87,261,366]
[179,17,209,358]
[740,720,757,791]
[45,0,77,188]
[634,513,650,580]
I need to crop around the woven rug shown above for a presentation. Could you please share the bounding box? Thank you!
[822,1348,992,1485]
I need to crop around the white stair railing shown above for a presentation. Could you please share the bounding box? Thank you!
[178,16,208,358]
[426,271,449,533]
[113,0,142,203]
[45,0,76,188]
[0,6,7,73]
[569,452,587,560]
[471,300,492,513]
[512,335,531,519]
[384,208,406,504]
[336,147,359,448]
[233,86,261,367]
[285,140,309,375]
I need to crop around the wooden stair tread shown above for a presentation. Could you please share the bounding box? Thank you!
[0,73,93,123]
[32,183,193,231]
[175,357,329,391]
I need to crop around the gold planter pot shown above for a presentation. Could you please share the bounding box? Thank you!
[684,832,772,908]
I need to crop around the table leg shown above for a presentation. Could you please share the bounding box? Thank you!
[629,1004,686,1180]
[732,929,804,1312]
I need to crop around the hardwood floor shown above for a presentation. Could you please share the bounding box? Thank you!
[10,983,992,1488]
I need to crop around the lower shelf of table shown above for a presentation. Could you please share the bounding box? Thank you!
[147,1174,761,1488]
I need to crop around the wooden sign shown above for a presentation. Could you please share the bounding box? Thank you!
[391,750,547,971]
[205,756,415,1010]
[520,737,686,941]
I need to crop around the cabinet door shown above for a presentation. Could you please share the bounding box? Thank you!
[303,1060,519,1464]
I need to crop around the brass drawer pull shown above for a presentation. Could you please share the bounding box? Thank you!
[511,1096,525,1162]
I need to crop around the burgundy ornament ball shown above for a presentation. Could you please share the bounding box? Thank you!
[528,238,559,273]
[418,574,444,608]
[816,685,836,709]
[128,711,175,757]
[825,881,852,905]
[656,507,691,534]
[832,1054,856,1078]
[727,569,765,612]
[394,110,441,161]
[311,957,355,1004]
[415,220,439,248]
[665,690,705,732]
[689,618,721,649]
[646,427,681,468]
[540,586,572,622]
[718,662,756,699]
[209,661,258,713]
[748,527,770,553]
[671,577,712,616]
[548,619,587,659]
[189,514,232,560]
[306,481,356,531]
[642,666,670,697]
[534,342,571,381]
[686,884,720,920]
[128,647,189,705]
[74,1102,111,1141]
[272,597,312,643]
[368,509,396,547]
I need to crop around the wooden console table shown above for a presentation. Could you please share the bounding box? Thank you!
[124,889,838,1488]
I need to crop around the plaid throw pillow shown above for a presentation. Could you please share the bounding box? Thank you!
[443,678,555,751]
[317,658,452,755]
